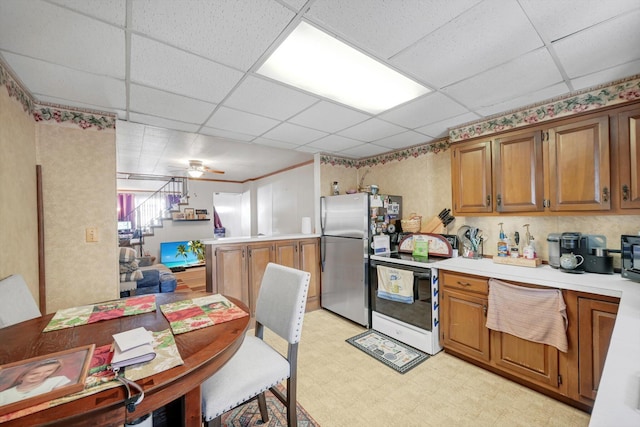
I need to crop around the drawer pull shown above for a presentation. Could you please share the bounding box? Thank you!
[457,281,471,287]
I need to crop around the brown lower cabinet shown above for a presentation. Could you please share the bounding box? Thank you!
[440,270,619,411]
[206,238,320,315]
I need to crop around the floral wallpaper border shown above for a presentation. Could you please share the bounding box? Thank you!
[0,57,116,131]
[320,139,450,168]
[449,74,640,142]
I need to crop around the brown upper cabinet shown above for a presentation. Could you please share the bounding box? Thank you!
[451,139,492,213]
[493,129,544,213]
[449,103,640,215]
[617,105,640,209]
[547,115,610,211]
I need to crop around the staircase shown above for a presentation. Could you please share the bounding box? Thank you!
[121,177,189,238]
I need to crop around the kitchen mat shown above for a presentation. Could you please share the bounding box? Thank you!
[346,330,429,374]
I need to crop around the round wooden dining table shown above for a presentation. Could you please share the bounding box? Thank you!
[0,292,250,427]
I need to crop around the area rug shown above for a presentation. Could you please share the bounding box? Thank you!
[346,330,430,374]
[220,385,319,426]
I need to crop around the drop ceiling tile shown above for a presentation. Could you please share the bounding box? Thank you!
[295,145,323,154]
[391,0,543,88]
[3,52,125,110]
[571,60,640,91]
[206,106,280,136]
[223,76,319,120]
[129,84,216,124]
[307,0,481,59]
[144,126,174,138]
[288,101,370,133]
[475,82,570,117]
[131,35,244,103]
[190,134,244,157]
[338,118,405,142]
[416,112,482,138]
[262,122,328,144]
[379,92,468,128]
[116,120,146,138]
[130,0,294,70]
[339,143,391,158]
[252,137,301,150]
[443,48,564,110]
[280,0,307,12]
[519,0,640,42]
[0,0,125,78]
[128,112,201,133]
[553,10,640,78]
[306,134,363,151]
[200,127,255,142]
[373,131,432,150]
[48,0,126,26]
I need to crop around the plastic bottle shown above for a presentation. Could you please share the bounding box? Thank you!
[332,181,340,195]
[497,223,508,257]
[522,224,535,259]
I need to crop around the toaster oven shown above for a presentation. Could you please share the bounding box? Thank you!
[621,235,640,282]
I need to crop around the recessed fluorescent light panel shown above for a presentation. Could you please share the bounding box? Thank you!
[257,22,431,114]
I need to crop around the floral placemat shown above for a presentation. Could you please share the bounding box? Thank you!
[0,329,182,423]
[160,294,249,335]
[43,295,156,332]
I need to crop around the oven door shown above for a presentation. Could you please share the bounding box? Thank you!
[369,259,431,331]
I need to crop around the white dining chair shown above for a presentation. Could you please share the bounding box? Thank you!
[201,263,311,427]
[0,274,41,328]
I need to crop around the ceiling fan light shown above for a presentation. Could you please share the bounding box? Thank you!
[187,169,203,178]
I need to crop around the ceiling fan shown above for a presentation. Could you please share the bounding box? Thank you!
[176,160,225,178]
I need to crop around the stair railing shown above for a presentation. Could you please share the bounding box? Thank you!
[121,177,188,238]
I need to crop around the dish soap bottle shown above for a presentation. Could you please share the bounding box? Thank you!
[522,224,535,259]
[497,222,508,257]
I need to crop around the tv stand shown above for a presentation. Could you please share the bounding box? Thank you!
[170,266,186,273]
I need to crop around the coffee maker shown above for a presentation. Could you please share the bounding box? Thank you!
[559,232,613,274]
[559,232,588,272]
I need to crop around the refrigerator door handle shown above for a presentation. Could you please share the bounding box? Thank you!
[320,196,326,234]
[320,236,326,272]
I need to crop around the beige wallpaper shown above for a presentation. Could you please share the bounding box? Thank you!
[321,150,639,269]
[37,123,118,312]
[0,87,39,302]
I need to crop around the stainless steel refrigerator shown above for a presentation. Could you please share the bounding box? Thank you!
[320,193,402,327]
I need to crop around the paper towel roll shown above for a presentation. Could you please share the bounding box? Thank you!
[301,217,312,234]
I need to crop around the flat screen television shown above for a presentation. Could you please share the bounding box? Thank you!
[160,241,203,269]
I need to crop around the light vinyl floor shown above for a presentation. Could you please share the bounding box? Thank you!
[262,309,590,427]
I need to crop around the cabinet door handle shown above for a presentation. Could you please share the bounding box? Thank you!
[496,194,502,207]
[483,304,487,317]
[456,281,471,287]
[603,187,609,202]
[486,194,491,206]
[623,184,629,201]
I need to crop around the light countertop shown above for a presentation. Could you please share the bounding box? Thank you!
[433,257,640,427]
[202,233,320,245]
